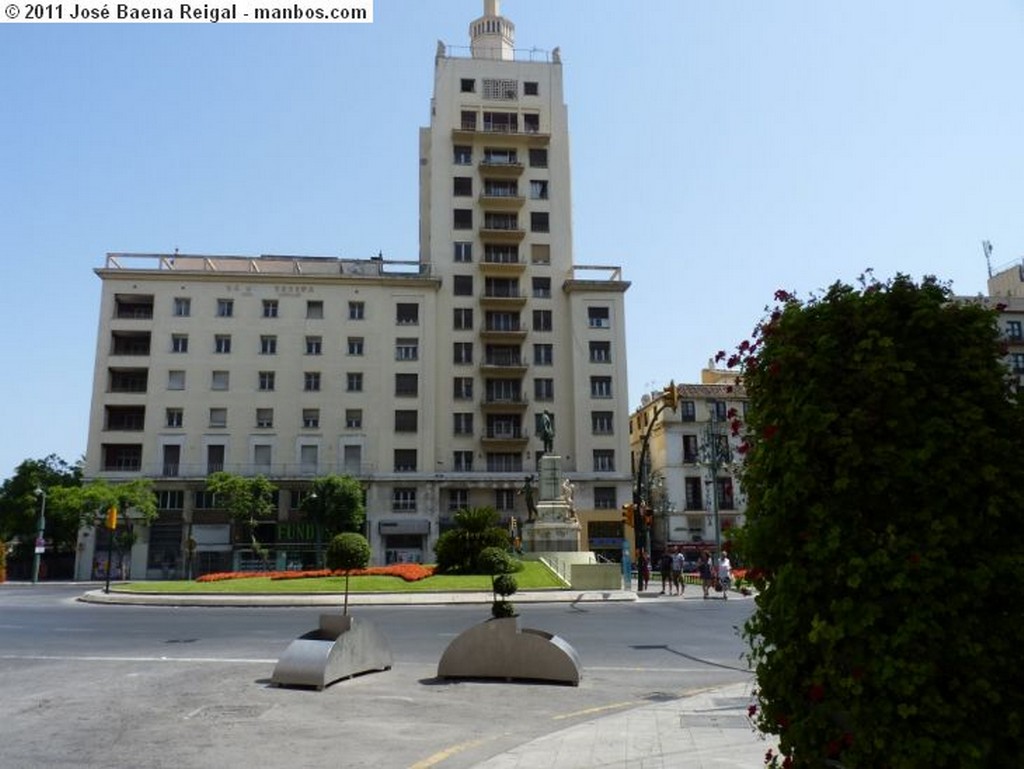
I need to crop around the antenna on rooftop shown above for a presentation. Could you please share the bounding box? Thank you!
[983,240,993,277]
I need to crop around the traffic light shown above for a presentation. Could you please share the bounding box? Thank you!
[105,506,118,530]
[621,503,635,527]
[662,380,680,411]
[509,516,518,535]
[643,506,653,529]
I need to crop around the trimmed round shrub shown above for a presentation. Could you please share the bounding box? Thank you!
[325,532,371,572]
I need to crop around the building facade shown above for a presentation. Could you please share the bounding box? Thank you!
[628,371,747,562]
[78,1,632,578]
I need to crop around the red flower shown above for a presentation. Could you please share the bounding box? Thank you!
[730,419,743,436]
[774,289,792,302]
[777,713,791,729]
[762,425,779,441]
[996,302,1008,312]
[737,442,750,455]
[715,350,727,363]
[748,704,758,717]
[807,683,825,702]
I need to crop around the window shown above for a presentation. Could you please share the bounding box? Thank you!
[593,450,615,472]
[534,344,553,365]
[305,372,321,391]
[681,400,696,422]
[211,371,230,391]
[590,341,611,363]
[532,277,551,298]
[171,334,188,353]
[685,478,703,510]
[487,311,519,331]
[1013,353,1024,373]
[1008,320,1023,340]
[346,372,362,392]
[484,180,518,198]
[529,180,549,200]
[453,276,473,298]
[395,373,418,397]
[214,334,231,354]
[590,376,612,398]
[524,81,539,96]
[216,298,233,318]
[306,300,324,320]
[453,377,473,400]
[531,244,550,265]
[394,410,418,432]
[348,337,364,355]
[592,411,614,434]
[534,378,554,401]
[484,212,518,231]
[173,297,191,317]
[259,371,276,391]
[156,490,185,509]
[396,303,419,325]
[454,241,472,262]
[300,444,319,473]
[486,453,522,473]
[683,435,699,463]
[712,400,728,421]
[717,478,736,510]
[262,299,278,318]
[529,148,548,168]
[495,489,515,512]
[460,77,475,93]
[392,488,417,512]
[483,147,518,165]
[166,408,183,428]
[533,310,552,332]
[168,370,185,390]
[454,145,472,165]
[454,413,474,435]
[302,408,320,429]
[483,110,517,131]
[256,408,274,428]
[484,244,518,263]
[483,79,518,101]
[209,408,227,428]
[260,335,277,355]
[453,176,472,196]
[460,110,477,130]
[453,209,473,230]
[453,307,474,330]
[345,409,362,429]
[254,444,272,470]
[395,448,419,473]
[395,338,418,361]
[349,301,364,320]
[588,307,610,328]
[448,488,469,511]
[305,336,322,355]
[453,452,473,472]
[593,487,617,510]
[523,113,540,133]
[454,342,474,364]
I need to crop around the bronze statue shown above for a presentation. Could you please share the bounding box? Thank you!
[517,475,538,522]
[540,410,554,455]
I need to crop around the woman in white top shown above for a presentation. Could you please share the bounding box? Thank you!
[717,554,732,599]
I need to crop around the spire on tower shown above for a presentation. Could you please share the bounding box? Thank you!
[470,0,515,60]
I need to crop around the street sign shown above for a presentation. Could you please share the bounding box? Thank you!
[34,536,45,554]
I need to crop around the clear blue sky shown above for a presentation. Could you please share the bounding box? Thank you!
[1,0,1022,479]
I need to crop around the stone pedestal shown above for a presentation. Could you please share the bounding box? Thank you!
[521,455,582,553]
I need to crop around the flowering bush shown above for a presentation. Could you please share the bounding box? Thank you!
[732,275,1024,767]
[197,562,435,583]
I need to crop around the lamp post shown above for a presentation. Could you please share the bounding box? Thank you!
[633,382,680,557]
[32,487,47,584]
[698,402,731,564]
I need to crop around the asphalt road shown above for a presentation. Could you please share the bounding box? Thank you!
[0,584,755,769]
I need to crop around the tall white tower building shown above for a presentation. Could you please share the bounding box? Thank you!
[79,1,632,577]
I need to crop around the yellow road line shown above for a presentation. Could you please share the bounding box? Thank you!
[408,736,494,769]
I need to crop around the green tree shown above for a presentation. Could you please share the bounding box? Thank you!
[477,546,521,618]
[734,275,1024,768]
[325,532,371,615]
[0,455,82,555]
[433,507,510,574]
[206,472,277,569]
[301,475,365,567]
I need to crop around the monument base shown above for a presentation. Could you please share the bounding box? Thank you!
[521,519,581,553]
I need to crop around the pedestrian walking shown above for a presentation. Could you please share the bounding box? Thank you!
[717,552,732,599]
[637,549,651,592]
[658,551,673,594]
[671,546,685,596]
[699,550,713,598]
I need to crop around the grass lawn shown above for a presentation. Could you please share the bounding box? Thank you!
[113,561,566,594]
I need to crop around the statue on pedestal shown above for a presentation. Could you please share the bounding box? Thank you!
[517,475,538,522]
[540,410,554,456]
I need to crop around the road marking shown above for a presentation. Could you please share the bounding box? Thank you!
[0,654,276,664]
[408,736,496,768]
[552,700,640,720]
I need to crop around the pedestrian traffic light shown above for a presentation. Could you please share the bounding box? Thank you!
[105,506,118,530]
[621,503,634,527]
[662,380,680,411]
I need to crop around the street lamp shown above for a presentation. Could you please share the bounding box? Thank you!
[32,487,47,584]
[633,382,680,557]
[698,402,732,565]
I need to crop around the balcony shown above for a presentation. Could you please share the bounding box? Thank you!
[479,324,527,342]
[478,192,525,211]
[477,159,524,178]
[480,353,527,375]
[481,393,529,412]
[480,425,529,448]
[479,226,525,243]
[479,258,526,277]
[452,126,550,147]
[480,289,527,309]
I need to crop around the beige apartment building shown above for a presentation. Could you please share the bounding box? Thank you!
[628,371,747,562]
[79,1,632,578]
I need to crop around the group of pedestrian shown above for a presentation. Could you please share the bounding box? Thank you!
[639,547,732,599]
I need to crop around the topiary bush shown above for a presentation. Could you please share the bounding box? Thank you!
[733,275,1024,768]
[326,532,371,615]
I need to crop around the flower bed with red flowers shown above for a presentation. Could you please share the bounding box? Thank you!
[196,563,435,583]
